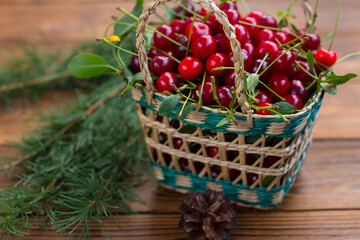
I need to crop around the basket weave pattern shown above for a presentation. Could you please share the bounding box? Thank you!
[133,0,320,209]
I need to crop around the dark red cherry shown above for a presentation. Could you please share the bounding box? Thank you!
[266,73,290,100]
[227,50,252,72]
[217,85,236,108]
[255,40,280,62]
[205,72,220,85]
[315,48,337,67]
[191,35,216,59]
[130,55,140,73]
[178,56,203,80]
[247,10,264,20]
[263,156,280,168]
[229,169,240,180]
[214,33,232,54]
[211,166,221,178]
[185,21,211,42]
[192,80,218,106]
[254,29,275,46]
[194,162,205,173]
[206,52,227,75]
[223,9,241,25]
[179,158,189,170]
[289,60,313,84]
[250,58,272,80]
[153,25,175,50]
[224,70,235,86]
[285,94,303,110]
[297,31,320,50]
[174,2,195,18]
[242,16,260,40]
[246,154,257,165]
[289,79,307,102]
[220,1,238,11]
[173,34,188,59]
[247,173,258,185]
[184,17,200,28]
[149,55,177,76]
[255,90,271,104]
[258,14,278,28]
[243,42,255,57]
[156,72,178,94]
[273,50,295,75]
[207,147,219,157]
[170,19,186,34]
[205,14,222,35]
[173,138,183,149]
[256,102,272,115]
[275,31,292,45]
[234,24,249,46]
[148,46,160,58]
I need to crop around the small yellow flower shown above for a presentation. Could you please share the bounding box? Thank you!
[107,35,120,42]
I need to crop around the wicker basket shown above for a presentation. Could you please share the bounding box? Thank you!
[132,0,323,209]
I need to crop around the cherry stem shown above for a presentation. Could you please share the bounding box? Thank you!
[211,77,231,114]
[103,21,136,38]
[250,104,289,123]
[255,53,269,75]
[118,8,188,50]
[211,66,234,72]
[186,14,196,57]
[151,46,181,64]
[171,84,196,102]
[306,80,317,90]
[295,61,317,80]
[335,52,360,65]
[328,0,340,51]
[154,12,169,25]
[178,91,192,119]
[197,71,207,108]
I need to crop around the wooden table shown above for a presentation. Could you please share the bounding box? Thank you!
[1,0,360,239]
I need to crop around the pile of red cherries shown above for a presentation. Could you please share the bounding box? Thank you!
[131,0,337,115]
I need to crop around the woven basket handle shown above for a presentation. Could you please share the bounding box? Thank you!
[136,0,249,112]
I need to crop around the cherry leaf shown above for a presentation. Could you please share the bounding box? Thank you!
[322,73,357,85]
[247,74,260,94]
[158,94,181,116]
[68,53,109,78]
[216,116,231,127]
[272,102,297,115]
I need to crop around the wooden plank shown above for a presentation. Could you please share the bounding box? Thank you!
[24,210,360,239]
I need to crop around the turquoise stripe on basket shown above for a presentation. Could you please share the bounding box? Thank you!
[152,142,311,209]
[132,89,324,138]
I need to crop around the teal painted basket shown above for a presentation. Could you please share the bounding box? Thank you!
[133,0,319,209]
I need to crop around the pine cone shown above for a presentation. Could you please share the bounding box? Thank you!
[179,189,237,240]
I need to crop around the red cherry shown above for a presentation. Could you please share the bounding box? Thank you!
[266,73,290,100]
[185,21,211,42]
[289,79,307,102]
[156,72,178,94]
[211,166,221,178]
[173,34,188,59]
[315,48,337,67]
[246,154,257,165]
[149,55,177,76]
[214,33,232,54]
[247,173,258,185]
[258,14,278,28]
[273,50,295,75]
[229,169,240,180]
[207,147,219,157]
[206,52,227,76]
[217,85,237,108]
[192,80,218,106]
[289,61,313,84]
[170,19,186,34]
[205,14,222,35]
[250,58,272,80]
[153,25,175,50]
[223,9,241,25]
[205,72,220,85]
[178,56,203,80]
[148,46,159,58]
[243,42,255,57]
[247,10,264,20]
[224,70,235,86]
[255,40,280,62]
[256,102,272,115]
[190,35,216,59]
[255,90,271,104]
[275,31,292,45]
[242,16,260,40]
[234,24,249,46]
[174,2,195,18]
[285,94,303,110]
[254,29,275,46]
[263,156,281,168]
[184,17,200,28]
[220,1,238,11]
[227,50,252,72]
[130,55,140,73]
[173,138,183,149]
[297,31,320,50]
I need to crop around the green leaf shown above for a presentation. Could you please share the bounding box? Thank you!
[158,94,181,116]
[306,50,316,75]
[131,72,144,82]
[176,102,195,118]
[68,53,109,78]
[178,125,197,134]
[216,116,231,127]
[322,73,357,85]
[273,102,297,115]
[247,74,259,94]
[114,0,144,37]
[321,82,337,95]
